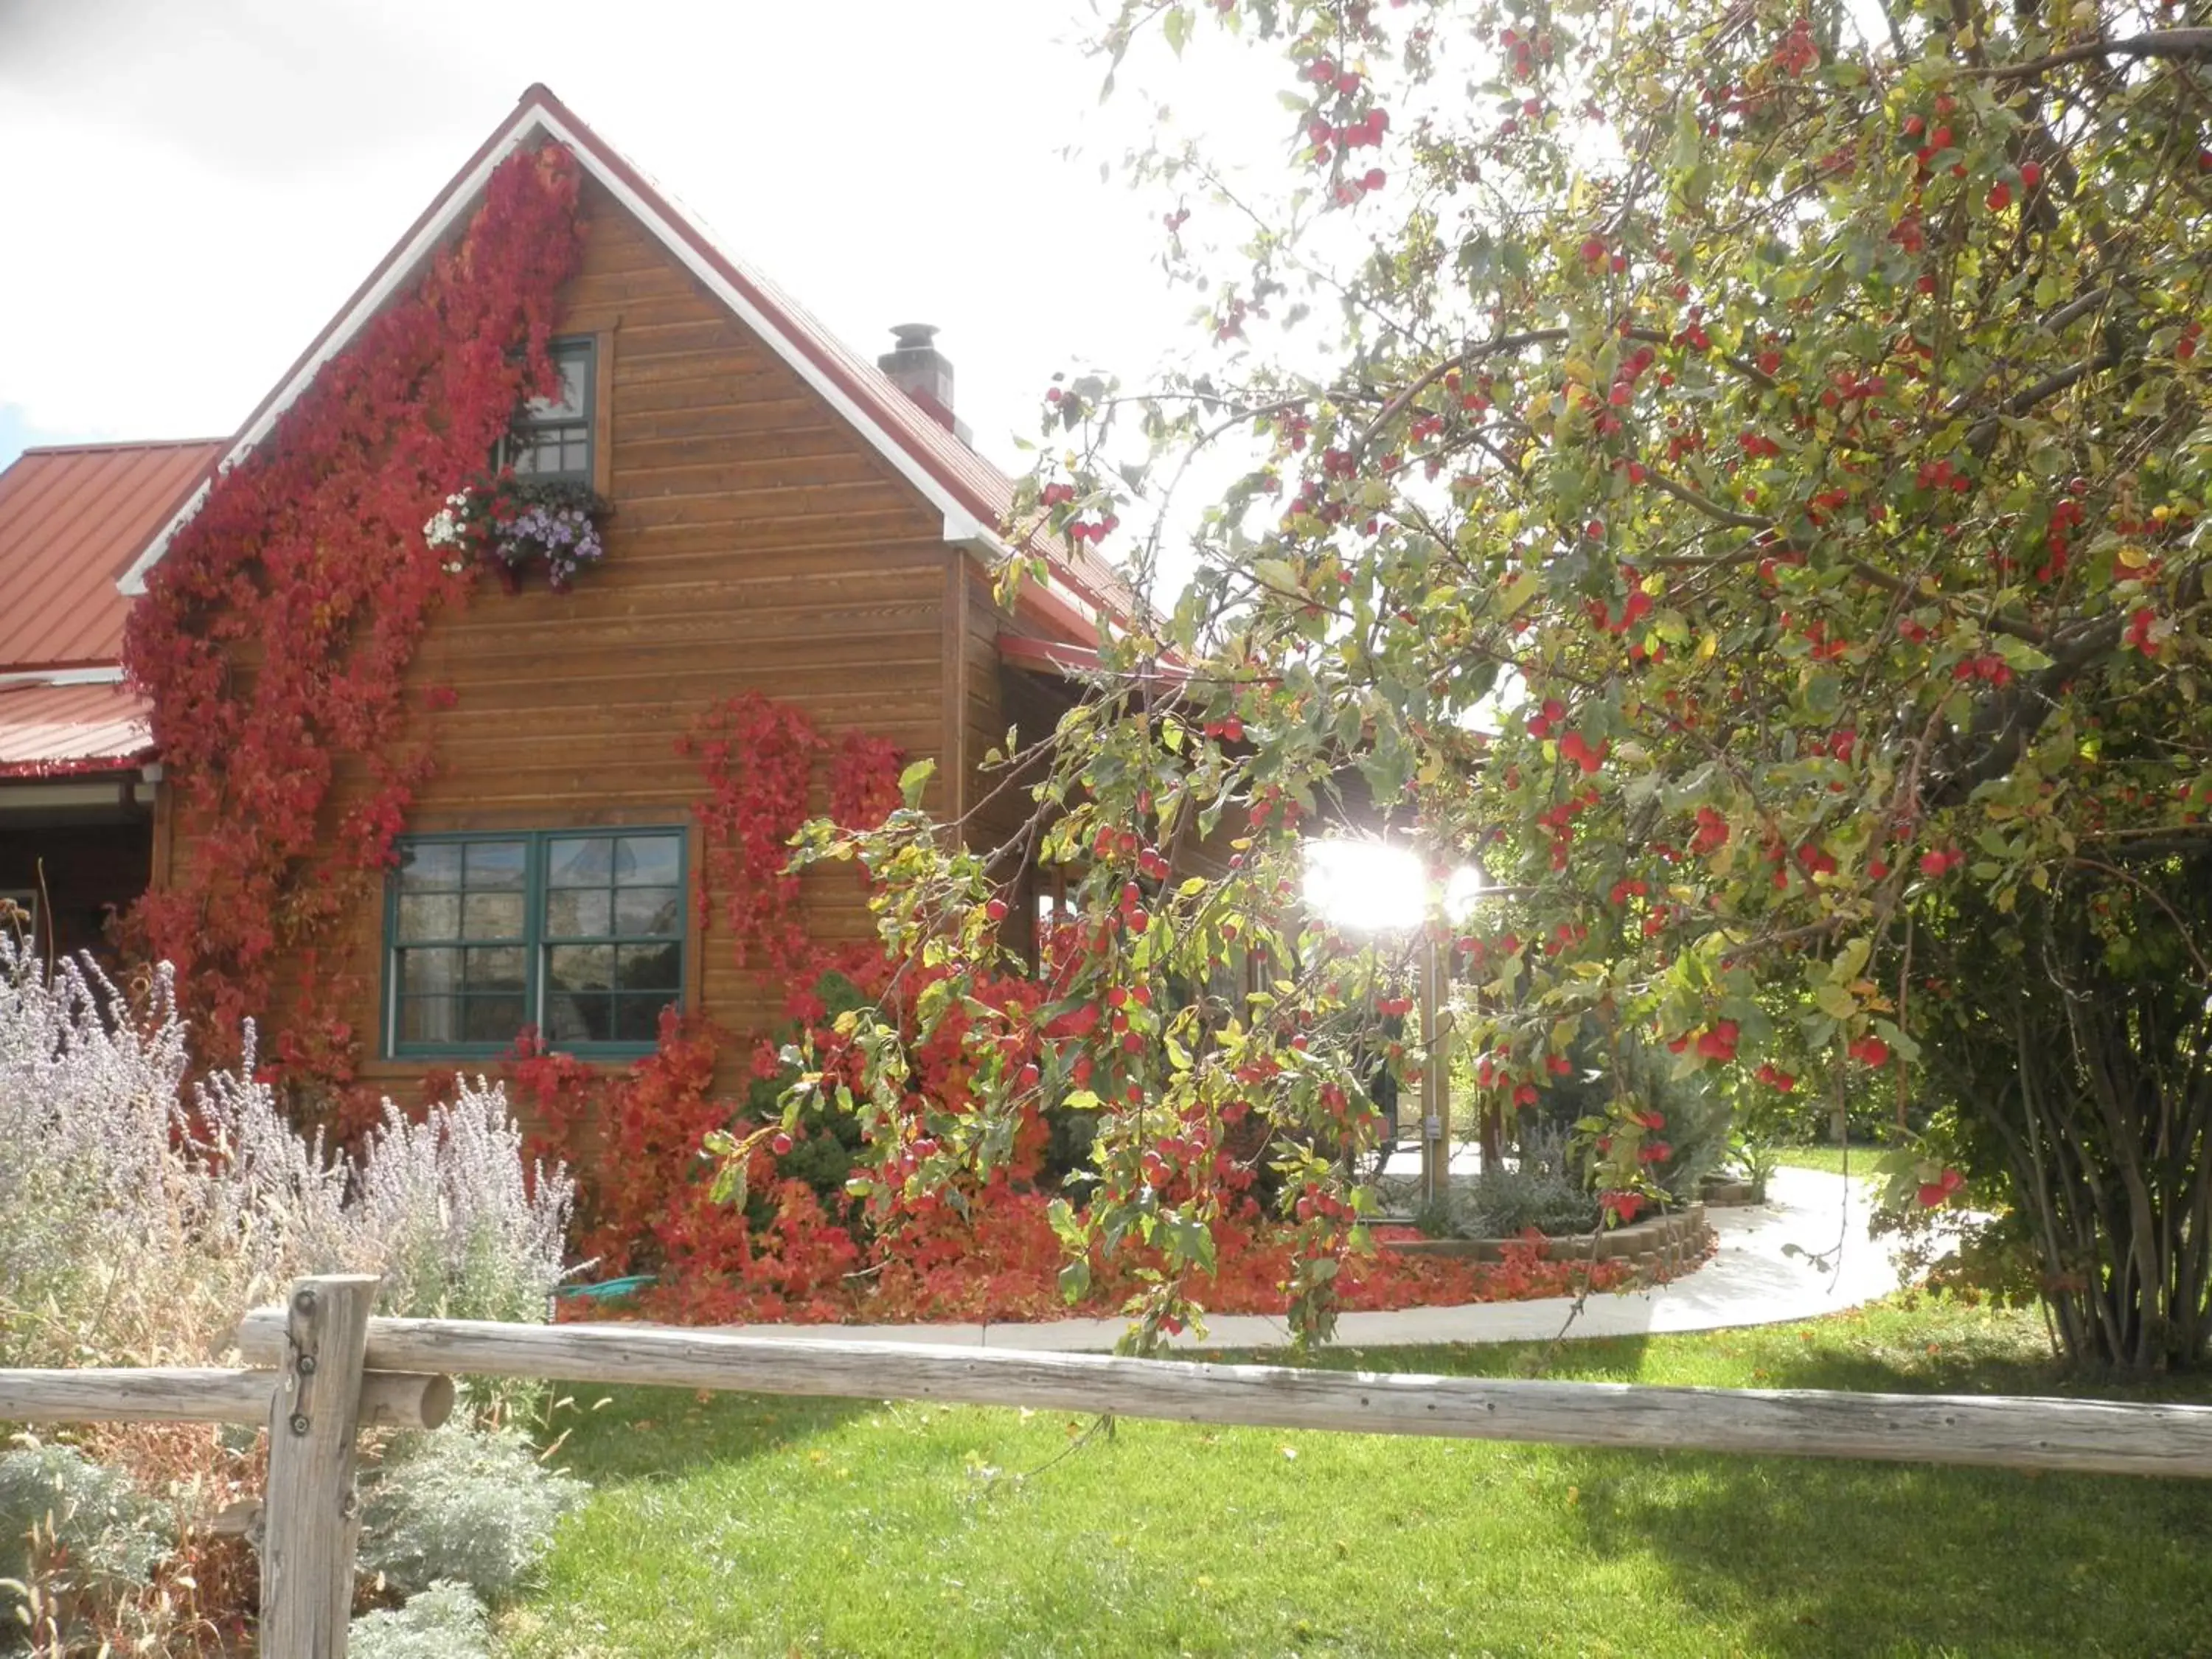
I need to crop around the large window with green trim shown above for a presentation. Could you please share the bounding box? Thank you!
[385,827,686,1057]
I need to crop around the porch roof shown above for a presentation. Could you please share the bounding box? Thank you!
[0,679,152,779]
[0,439,226,672]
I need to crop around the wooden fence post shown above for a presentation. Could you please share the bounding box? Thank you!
[261,1274,378,1658]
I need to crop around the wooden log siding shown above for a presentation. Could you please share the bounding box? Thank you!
[232,1313,2212,1482]
[167,173,972,1095]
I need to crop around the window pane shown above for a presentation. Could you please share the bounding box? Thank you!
[616,941,681,993]
[464,840,527,890]
[466,946,526,993]
[462,996,527,1043]
[514,425,586,473]
[398,947,459,998]
[396,894,460,943]
[462,891,526,940]
[544,888,611,939]
[614,886,681,937]
[397,843,462,891]
[547,943,613,995]
[399,995,459,1045]
[547,995,612,1046]
[614,995,667,1043]
[548,837,613,888]
[616,835,681,886]
[528,352,588,422]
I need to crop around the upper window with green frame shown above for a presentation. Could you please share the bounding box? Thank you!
[503,336,595,482]
[386,826,685,1058]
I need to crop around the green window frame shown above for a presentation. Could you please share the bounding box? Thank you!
[503,336,596,482]
[384,826,687,1060]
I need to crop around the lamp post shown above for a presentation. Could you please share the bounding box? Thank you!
[1301,840,1478,1210]
[1417,929,1450,1208]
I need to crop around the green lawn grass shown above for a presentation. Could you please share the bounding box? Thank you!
[501,1298,2212,1658]
[1768,1144,1882,1175]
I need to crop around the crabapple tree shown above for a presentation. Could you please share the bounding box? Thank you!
[783,0,2212,1362]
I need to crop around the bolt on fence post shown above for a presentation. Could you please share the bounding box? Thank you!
[260,1274,379,1658]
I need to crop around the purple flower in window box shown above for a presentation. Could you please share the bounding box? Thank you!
[425,473,612,593]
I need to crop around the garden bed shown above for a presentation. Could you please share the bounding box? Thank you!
[1380,1202,1712,1265]
[554,1192,1720,1328]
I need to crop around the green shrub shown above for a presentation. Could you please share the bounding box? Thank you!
[741,973,870,1222]
[358,1425,585,1602]
[1452,1164,1603,1238]
[349,1580,492,1659]
[1410,1195,1455,1239]
[1530,1025,1735,1200]
[1728,1132,1782,1201]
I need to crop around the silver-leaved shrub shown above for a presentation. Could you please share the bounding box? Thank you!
[0,1439,170,1603]
[357,1425,585,1601]
[0,939,574,1370]
[347,1579,494,1659]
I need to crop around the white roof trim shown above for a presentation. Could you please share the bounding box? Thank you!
[0,666,128,689]
[944,513,1099,628]
[119,101,984,597]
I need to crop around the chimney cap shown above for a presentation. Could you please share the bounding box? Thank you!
[888,323,940,350]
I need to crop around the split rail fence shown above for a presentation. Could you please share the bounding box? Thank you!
[6,1271,2212,1656]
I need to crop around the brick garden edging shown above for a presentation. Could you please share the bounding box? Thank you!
[1380,1201,1712,1265]
[1700,1178,1762,1208]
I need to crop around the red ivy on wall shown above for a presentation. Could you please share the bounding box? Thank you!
[123,143,587,1067]
[829,732,905,832]
[678,692,824,978]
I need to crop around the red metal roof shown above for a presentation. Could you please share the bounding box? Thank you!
[122,86,1131,644]
[0,439,226,672]
[0,681,152,776]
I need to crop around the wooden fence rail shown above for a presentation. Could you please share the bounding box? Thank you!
[231,1307,2212,1483]
[9,1273,2212,1658]
[0,1366,453,1429]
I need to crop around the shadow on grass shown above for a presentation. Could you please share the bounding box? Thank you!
[1551,1443,2212,1657]
[1206,1310,2212,1657]
[541,1385,872,1486]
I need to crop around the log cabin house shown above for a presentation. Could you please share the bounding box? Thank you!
[0,86,1124,1093]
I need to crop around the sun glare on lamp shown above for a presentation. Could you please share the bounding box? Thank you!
[1301,838,1426,933]
[1443,865,1484,924]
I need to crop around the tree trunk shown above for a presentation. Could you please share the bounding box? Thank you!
[1922,867,2212,1375]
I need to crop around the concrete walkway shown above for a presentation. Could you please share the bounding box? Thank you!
[719,1167,1908,1353]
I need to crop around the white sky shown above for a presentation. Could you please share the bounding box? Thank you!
[0,0,1275,481]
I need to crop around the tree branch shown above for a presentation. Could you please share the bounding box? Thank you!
[1644,469,1775,530]
[1976,29,2212,80]
[1966,344,2124,454]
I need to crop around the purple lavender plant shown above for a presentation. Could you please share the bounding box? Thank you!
[0,939,574,1371]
